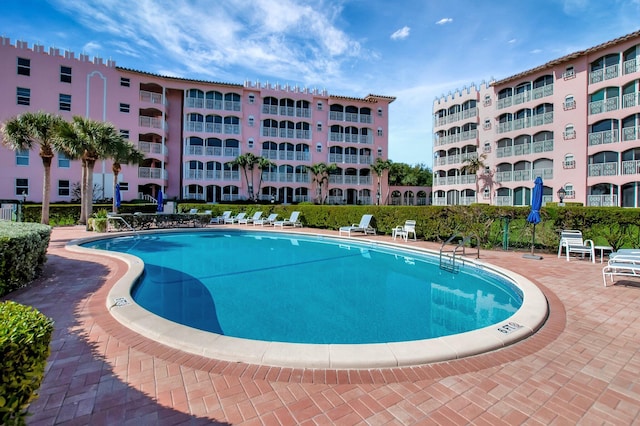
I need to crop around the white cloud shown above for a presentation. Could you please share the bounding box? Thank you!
[82,41,102,54]
[435,18,453,25]
[508,38,517,44]
[530,48,542,54]
[390,26,411,40]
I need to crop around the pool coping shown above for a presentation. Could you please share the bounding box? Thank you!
[67,228,549,369]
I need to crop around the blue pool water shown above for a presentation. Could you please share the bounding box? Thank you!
[84,231,523,344]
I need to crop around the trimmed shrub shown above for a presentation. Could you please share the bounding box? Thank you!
[0,301,54,425]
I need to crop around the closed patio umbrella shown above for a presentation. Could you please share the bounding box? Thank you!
[114,183,121,210]
[524,177,543,260]
[157,189,163,213]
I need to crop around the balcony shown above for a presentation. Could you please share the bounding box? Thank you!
[139,116,164,130]
[588,129,619,146]
[496,139,554,158]
[329,111,373,123]
[497,112,553,134]
[138,141,166,155]
[435,152,478,166]
[434,107,478,126]
[495,167,553,183]
[328,154,372,164]
[588,162,618,177]
[434,129,478,146]
[622,126,640,142]
[328,175,372,185]
[624,57,640,75]
[138,167,167,180]
[588,97,619,115]
[589,64,619,84]
[587,194,617,207]
[184,169,204,180]
[623,92,639,109]
[433,174,477,186]
[329,132,373,144]
[622,159,640,175]
[139,90,165,105]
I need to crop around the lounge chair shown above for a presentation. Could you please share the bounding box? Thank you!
[392,220,417,241]
[254,213,278,226]
[210,211,231,224]
[603,254,640,286]
[224,212,246,224]
[339,214,376,237]
[238,211,263,225]
[188,208,199,214]
[273,211,302,228]
[558,230,595,263]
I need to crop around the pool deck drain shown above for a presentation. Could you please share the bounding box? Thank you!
[5,225,640,424]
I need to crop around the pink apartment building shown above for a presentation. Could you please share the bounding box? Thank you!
[433,29,640,208]
[0,37,395,206]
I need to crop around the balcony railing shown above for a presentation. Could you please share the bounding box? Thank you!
[139,90,164,105]
[622,159,640,175]
[588,97,619,115]
[587,194,617,207]
[434,107,478,126]
[588,129,619,146]
[496,112,553,134]
[433,174,477,186]
[622,126,640,141]
[328,154,372,164]
[434,129,478,146]
[495,139,554,158]
[139,116,164,129]
[138,141,166,155]
[588,162,618,177]
[624,57,640,75]
[589,64,619,84]
[495,167,553,182]
[328,175,372,185]
[623,92,639,108]
[435,152,478,166]
[329,133,373,144]
[329,111,373,124]
[138,167,167,180]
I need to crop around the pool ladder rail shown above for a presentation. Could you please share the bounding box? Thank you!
[439,233,480,273]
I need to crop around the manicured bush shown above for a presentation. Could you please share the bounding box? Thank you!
[0,222,51,297]
[0,301,54,425]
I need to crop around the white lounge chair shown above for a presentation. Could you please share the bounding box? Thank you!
[238,211,263,225]
[254,213,278,226]
[210,211,231,224]
[224,212,246,224]
[339,214,376,237]
[603,254,640,286]
[558,230,595,262]
[392,220,417,241]
[188,208,199,214]
[273,211,302,228]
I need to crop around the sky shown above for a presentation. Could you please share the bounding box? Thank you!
[1,0,640,168]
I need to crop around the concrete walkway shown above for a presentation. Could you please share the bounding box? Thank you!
[4,225,640,425]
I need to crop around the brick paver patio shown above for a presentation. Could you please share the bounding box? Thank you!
[4,225,640,425]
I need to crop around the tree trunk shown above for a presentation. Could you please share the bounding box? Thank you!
[85,160,96,223]
[112,171,119,213]
[79,162,87,225]
[41,157,52,225]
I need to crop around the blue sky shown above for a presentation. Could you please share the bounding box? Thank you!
[1,0,639,167]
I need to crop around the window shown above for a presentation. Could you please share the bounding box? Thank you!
[16,149,29,166]
[316,143,322,153]
[119,103,130,113]
[16,178,29,196]
[564,95,576,110]
[483,118,491,129]
[377,147,383,157]
[247,138,254,148]
[248,115,255,127]
[563,154,576,169]
[248,94,255,104]
[119,129,130,139]
[17,87,30,105]
[377,127,383,137]
[120,77,130,87]
[58,152,70,168]
[563,66,575,79]
[483,186,490,199]
[58,180,70,197]
[59,94,71,111]
[317,102,323,111]
[483,142,491,153]
[316,122,322,132]
[377,108,383,117]
[60,66,72,83]
[17,57,30,76]
[564,124,576,139]
[119,182,129,191]
[483,94,492,106]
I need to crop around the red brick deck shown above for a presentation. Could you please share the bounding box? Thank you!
[5,226,640,425]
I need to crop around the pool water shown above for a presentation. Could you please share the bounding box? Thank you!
[85,231,522,344]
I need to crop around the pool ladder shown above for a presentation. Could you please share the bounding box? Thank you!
[439,233,480,273]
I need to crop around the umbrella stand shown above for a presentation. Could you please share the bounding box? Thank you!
[523,223,543,260]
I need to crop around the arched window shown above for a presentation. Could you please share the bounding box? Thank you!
[564,95,576,110]
[563,154,575,169]
[564,124,576,140]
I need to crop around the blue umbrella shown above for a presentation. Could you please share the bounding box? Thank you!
[115,183,121,209]
[525,177,543,259]
[157,189,163,213]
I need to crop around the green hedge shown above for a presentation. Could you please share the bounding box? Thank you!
[180,203,640,252]
[0,301,54,425]
[0,222,51,297]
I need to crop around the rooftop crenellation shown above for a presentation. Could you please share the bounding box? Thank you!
[0,36,117,68]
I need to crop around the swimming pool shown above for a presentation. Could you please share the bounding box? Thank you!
[71,229,548,368]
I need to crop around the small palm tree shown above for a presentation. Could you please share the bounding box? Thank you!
[1,111,63,224]
[461,153,488,203]
[310,163,337,204]
[110,141,145,213]
[255,157,275,200]
[371,158,392,205]
[232,153,259,200]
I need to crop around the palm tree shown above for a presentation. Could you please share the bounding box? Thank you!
[255,157,275,200]
[310,163,337,204]
[232,153,258,200]
[1,111,63,224]
[461,153,488,203]
[56,117,126,224]
[371,158,392,205]
[110,141,145,213]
